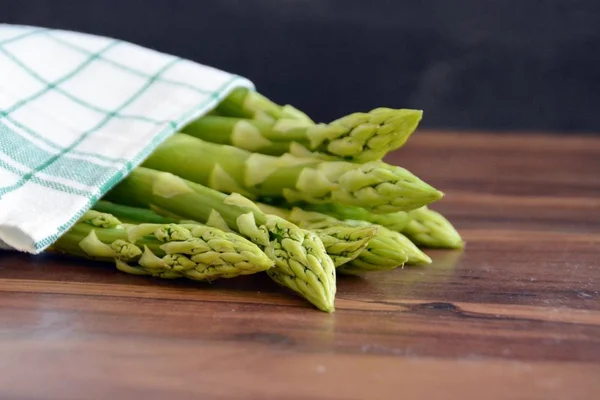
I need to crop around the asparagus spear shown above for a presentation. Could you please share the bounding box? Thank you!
[271,207,407,273]
[281,207,430,271]
[99,199,376,268]
[305,204,463,249]
[182,107,422,163]
[78,209,122,228]
[342,219,432,265]
[215,87,314,123]
[142,134,443,214]
[312,225,377,266]
[403,206,464,249]
[256,203,377,268]
[93,200,181,224]
[302,203,412,232]
[104,167,337,312]
[52,212,274,281]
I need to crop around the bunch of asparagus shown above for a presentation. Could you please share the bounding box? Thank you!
[51,88,463,312]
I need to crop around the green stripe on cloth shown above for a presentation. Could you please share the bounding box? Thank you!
[0,114,128,164]
[0,121,119,186]
[0,57,182,198]
[0,39,119,114]
[34,75,246,250]
[0,27,47,46]
[0,158,93,198]
[0,41,167,125]
[47,32,214,97]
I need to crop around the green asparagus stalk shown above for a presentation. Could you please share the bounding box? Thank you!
[342,219,432,265]
[255,203,377,267]
[305,204,463,249]
[78,209,122,228]
[257,204,425,272]
[282,207,408,273]
[302,203,412,232]
[403,206,464,249]
[100,199,375,268]
[310,225,378,267]
[216,87,314,124]
[182,107,422,163]
[104,167,337,312]
[142,134,443,214]
[52,212,274,281]
[281,207,430,271]
[93,200,181,224]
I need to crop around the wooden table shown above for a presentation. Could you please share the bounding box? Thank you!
[1,131,599,399]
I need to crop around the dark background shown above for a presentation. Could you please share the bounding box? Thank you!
[3,0,600,133]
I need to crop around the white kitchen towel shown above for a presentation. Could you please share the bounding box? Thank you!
[0,24,253,253]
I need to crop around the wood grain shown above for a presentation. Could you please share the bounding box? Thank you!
[1,131,599,400]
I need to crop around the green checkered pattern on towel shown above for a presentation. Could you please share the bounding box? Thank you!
[0,25,253,253]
